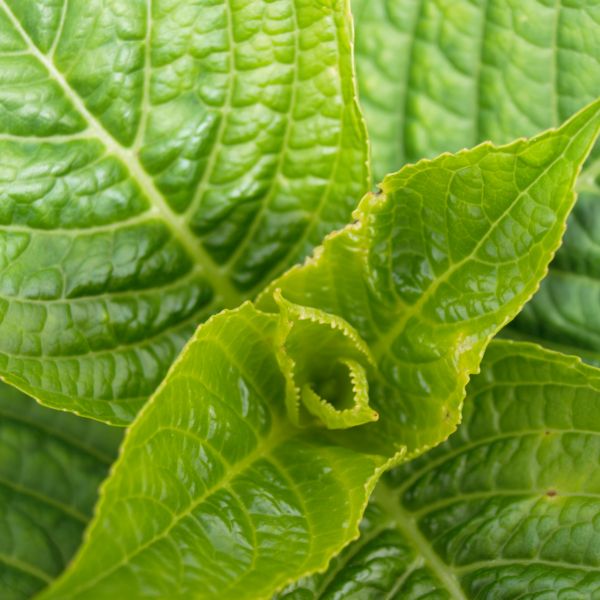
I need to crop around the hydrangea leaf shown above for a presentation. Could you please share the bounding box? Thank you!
[352,0,600,363]
[279,340,600,599]
[259,99,600,457]
[40,104,600,599]
[0,382,121,600]
[0,0,368,424]
[38,303,394,600]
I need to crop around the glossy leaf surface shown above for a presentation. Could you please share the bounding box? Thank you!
[0,382,121,600]
[42,105,600,599]
[352,0,600,363]
[39,303,389,600]
[281,340,600,599]
[0,0,368,423]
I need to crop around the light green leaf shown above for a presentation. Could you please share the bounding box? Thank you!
[0,382,121,600]
[280,340,600,599]
[352,0,600,363]
[41,103,600,599]
[38,302,392,600]
[0,0,368,424]
[259,99,600,457]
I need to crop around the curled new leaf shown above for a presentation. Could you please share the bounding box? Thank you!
[259,98,600,458]
[352,0,600,363]
[38,302,392,600]
[274,291,378,429]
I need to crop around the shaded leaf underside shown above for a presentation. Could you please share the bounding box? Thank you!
[0,383,121,600]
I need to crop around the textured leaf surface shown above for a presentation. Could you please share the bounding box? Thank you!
[280,340,600,599]
[0,0,368,423]
[40,105,600,600]
[39,303,389,600]
[352,0,600,363]
[0,382,121,600]
[259,100,600,456]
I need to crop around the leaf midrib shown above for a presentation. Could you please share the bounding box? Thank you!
[0,1,244,309]
[53,419,295,597]
[374,481,468,600]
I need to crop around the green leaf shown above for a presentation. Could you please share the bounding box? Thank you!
[352,0,600,363]
[38,303,392,600]
[259,99,600,457]
[0,381,121,600]
[279,340,600,599]
[352,0,600,179]
[510,169,600,364]
[0,0,368,424]
[41,104,600,599]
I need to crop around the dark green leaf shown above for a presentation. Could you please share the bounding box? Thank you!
[0,382,121,599]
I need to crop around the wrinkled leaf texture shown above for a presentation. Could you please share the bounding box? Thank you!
[0,0,368,423]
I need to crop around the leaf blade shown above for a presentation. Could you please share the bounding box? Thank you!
[0,382,121,600]
[0,0,369,423]
[259,99,600,455]
[41,104,600,599]
[38,303,388,600]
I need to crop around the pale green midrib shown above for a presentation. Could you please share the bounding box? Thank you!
[246,13,358,300]
[49,420,294,598]
[0,1,243,310]
[374,482,469,600]
[370,115,598,361]
[454,557,600,575]
[0,552,53,584]
[550,0,562,128]
[0,132,91,142]
[472,0,490,145]
[0,210,157,236]
[398,0,423,166]
[132,0,152,151]
[48,0,68,58]
[412,488,600,520]
[182,0,235,223]
[384,557,424,600]
[0,264,206,305]
[393,426,600,502]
